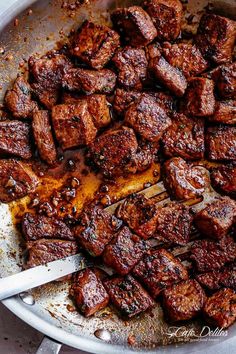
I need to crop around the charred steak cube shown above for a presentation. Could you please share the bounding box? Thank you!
[32,111,57,165]
[104,274,154,318]
[88,126,138,178]
[196,263,236,291]
[194,197,236,239]
[155,202,193,246]
[190,236,236,272]
[162,157,209,200]
[161,113,205,160]
[52,103,97,150]
[0,121,32,159]
[195,13,236,64]
[209,100,236,125]
[0,159,38,203]
[116,193,158,240]
[70,268,109,317]
[74,206,121,257]
[134,139,160,172]
[133,248,189,298]
[215,62,236,99]
[71,20,120,69]
[211,164,236,197]
[26,239,78,268]
[162,279,206,322]
[185,78,215,117]
[162,42,208,78]
[203,288,236,328]
[113,89,141,116]
[4,76,38,119]
[143,0,183,41]
[111,6,157,46]
[103,226,147,275]
[206,126,236,161]
[62,68,116,94]
[112,47,148,90]
[125,94,171,142]
[22,213,74,241]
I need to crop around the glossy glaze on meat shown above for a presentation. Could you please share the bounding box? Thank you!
[196,263,236,291]
[206,126,236,161]
[211,164,236,197]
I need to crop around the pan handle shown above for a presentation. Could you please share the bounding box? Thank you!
[36,336,62,354]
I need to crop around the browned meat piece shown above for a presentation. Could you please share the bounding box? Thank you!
[74,206,121,257]
[32,111,57,165]
[51,103,97,150]
[162,157,209,200]
[215,62,236,99]
[195,13,236,64]
[0,159,38,203]
[194,197,236,239]
[148,44,187,97]
[196,263,236,291]
[0,121,32,159]
[104,274,154,318]
[185,78,215,117]
[116,193,158,240]
[5,76,38,119]
[203,288,236,328]
[162,279,206,322]
[111,6,157,46]
[103,226,146,275]
[209,100,236,125]
[134,139,159,172]
[29,54,72,108]
[133,248,188,298]
[70,268,109,317]
[190,236,236,272]
[152,91,175,115]
[62,68,116,94]
[155,202,193,245]
[22,213,74,241]
[211,164,236,197]
[143,0,182,41]
[26,239,78,268]
[162,42,208,78]
[206,126,236,161]
[112,47,148,90]
[125,94,171,142]
[113,89,141,115]
[70,20,120,69]
[88,126,138,178]
[161,113,204,160]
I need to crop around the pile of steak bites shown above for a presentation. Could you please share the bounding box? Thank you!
[1,0,236,327]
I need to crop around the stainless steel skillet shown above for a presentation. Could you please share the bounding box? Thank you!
[0,0,235,353]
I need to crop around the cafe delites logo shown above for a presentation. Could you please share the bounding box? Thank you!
[161,326,228,341]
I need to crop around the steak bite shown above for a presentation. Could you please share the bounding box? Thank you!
[51,103,97,150]
[26,239,78,268]
[133,248,189,298]
[203,288,236,329]
[70,268,109,317]
[104,274,154,318]
[70,20,120,69]
[88,127,139,178]
[111,6,157,47]
[195,13,236,64]
[143,0,183,41]
[215,62,236,99]
[74,206,121,257]
[0,121,32,159]
[209,100,236,125]
[124,94,171,142]
[162,157,209,200]
[155,202,193,245]
[63,68,116,94]
[162,42,208,78]
[0,159,38,203]
[113,89,141,115]
[116,193,158,240]
[32,111,57,165]
[22,213,75,241]
[185,78,215,117]
[162,279,206,322]
[196,263,236,291]
[190,236,236,272]
[112,47,148,90]
[211,164,236,197]
[194,197,236,240]
[161,113,205,160]
[5,76,38,119]
[134,139,159,172]
[103,226,146,275]
[205,126,236,161]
